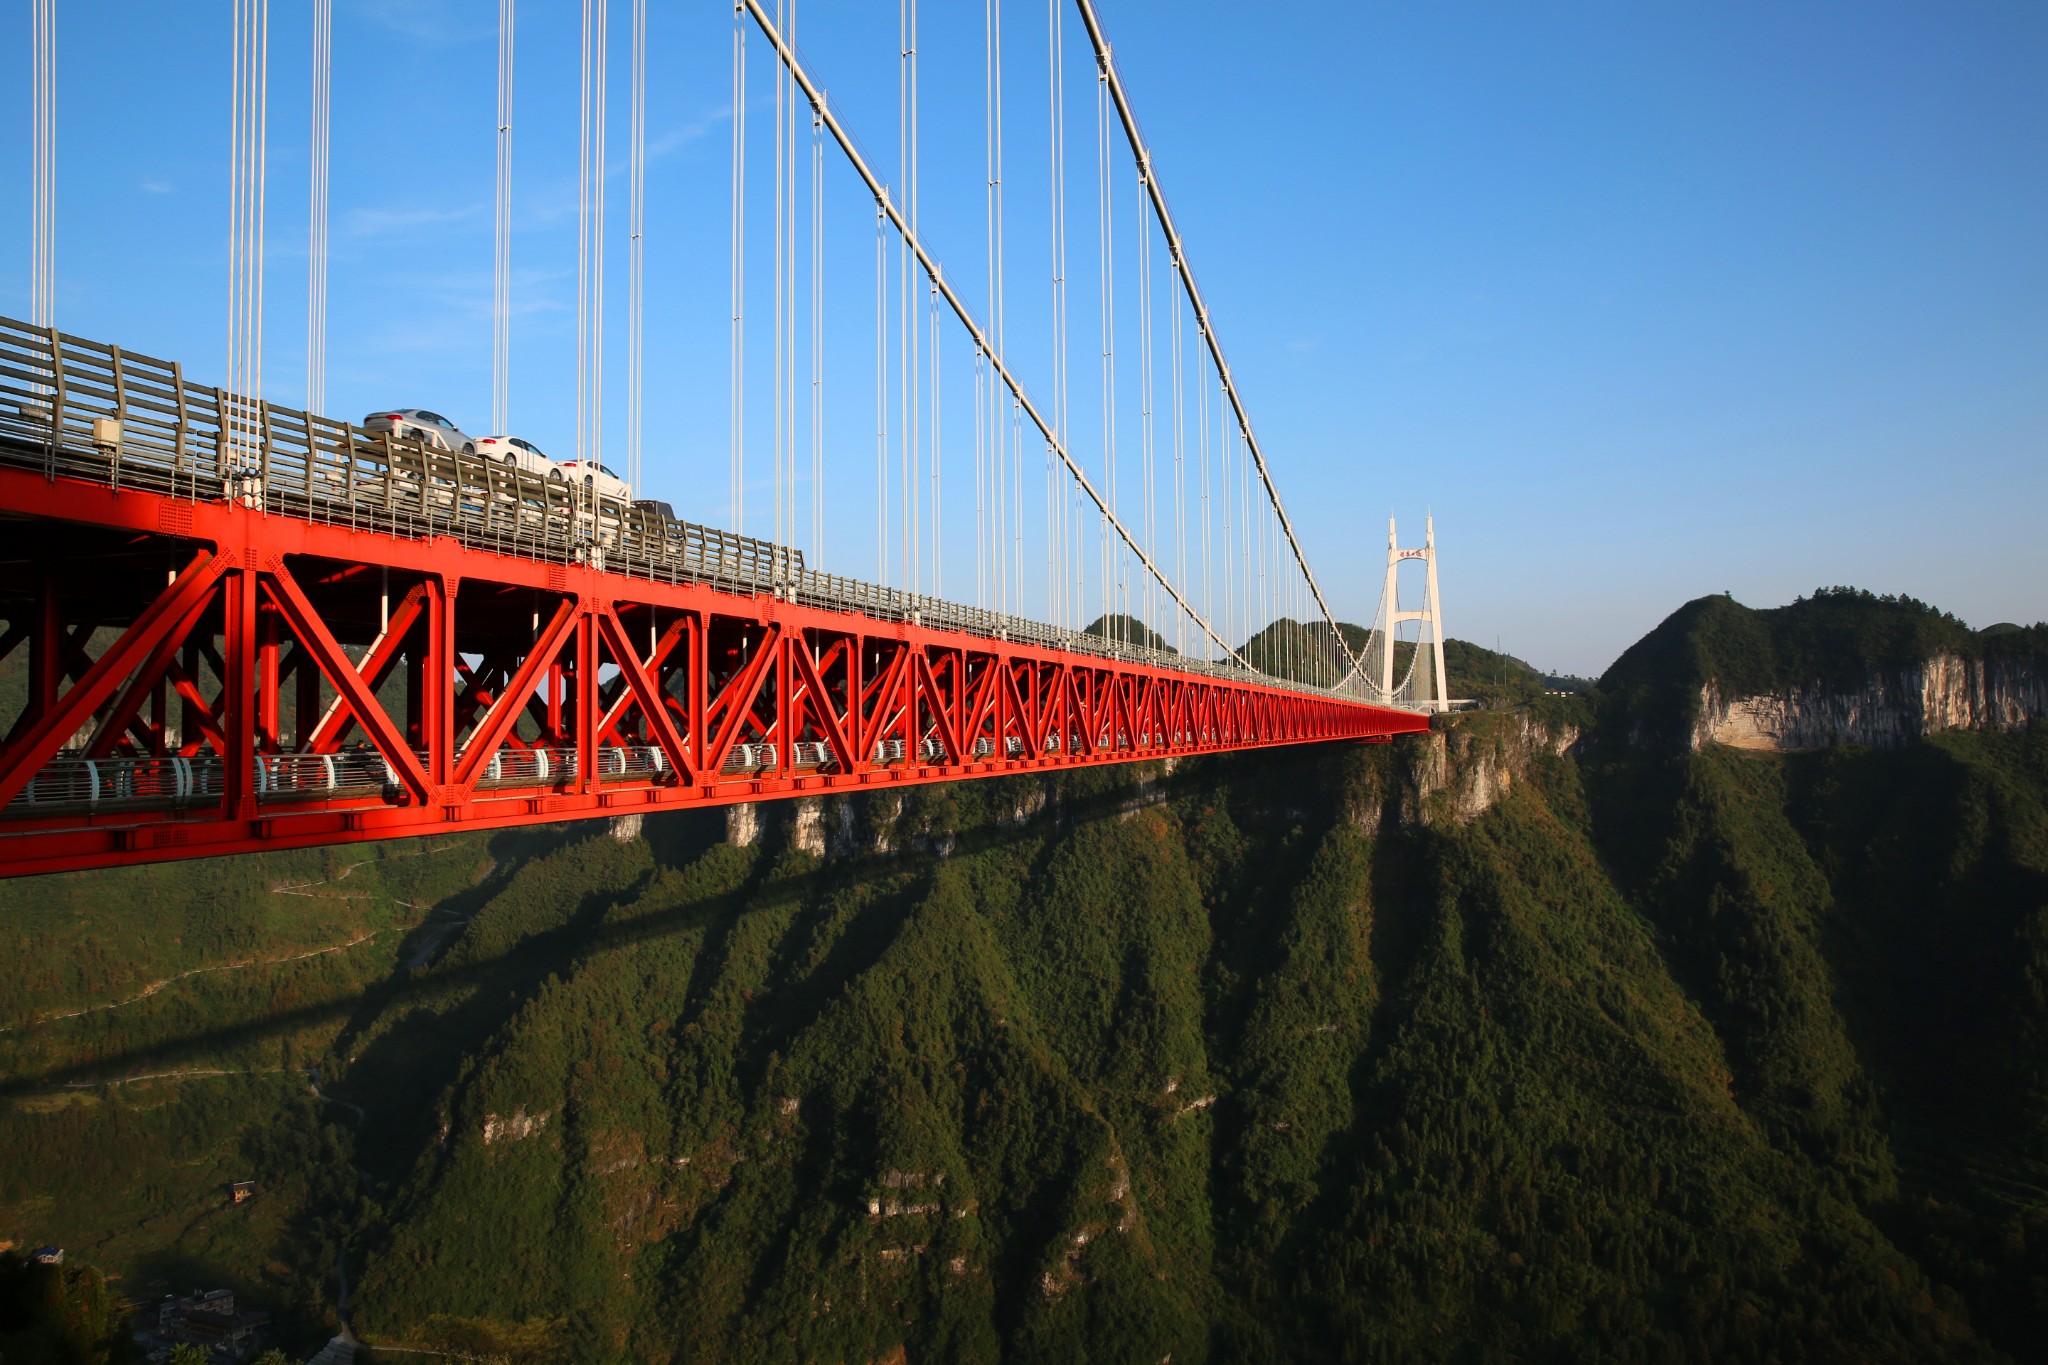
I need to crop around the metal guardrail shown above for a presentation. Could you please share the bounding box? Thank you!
[6,743,686,817]
[0,314,1378,703]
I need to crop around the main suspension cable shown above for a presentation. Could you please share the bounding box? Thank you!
[1070,0,1376,691]
[738,0,1253,667]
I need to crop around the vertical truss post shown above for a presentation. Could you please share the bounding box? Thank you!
[223,560,259,818]
[426,576,457,785]
[575,607,597,794]
[257,600,281,749]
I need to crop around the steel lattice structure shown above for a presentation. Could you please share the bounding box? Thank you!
[0,320,1423,879]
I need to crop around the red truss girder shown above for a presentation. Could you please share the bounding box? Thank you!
[0,467,1426,877]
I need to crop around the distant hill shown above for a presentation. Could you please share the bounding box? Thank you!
[1602,588,2048,751]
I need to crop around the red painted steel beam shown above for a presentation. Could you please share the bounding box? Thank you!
[0,466,1426,878]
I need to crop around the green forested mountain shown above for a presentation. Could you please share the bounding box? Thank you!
[1,596,2045,1363]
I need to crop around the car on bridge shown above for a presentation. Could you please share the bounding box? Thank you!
[474,434,565,482]
[558,458,630,503]
[361,408,476,456]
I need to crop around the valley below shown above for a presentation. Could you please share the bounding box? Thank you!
[3,589,2046,1363]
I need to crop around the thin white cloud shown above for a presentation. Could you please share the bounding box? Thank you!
[343,202,486,238]
[140,177,174,195]
[645,105,731,163]
[346,0,489,44]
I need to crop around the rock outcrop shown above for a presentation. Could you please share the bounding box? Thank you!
[1696,653,2048,752]
[1345,710,1581,831]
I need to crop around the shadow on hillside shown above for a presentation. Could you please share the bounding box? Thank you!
[0,756,1331,1101]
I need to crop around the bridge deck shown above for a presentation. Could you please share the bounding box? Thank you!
[0,318,1424,878]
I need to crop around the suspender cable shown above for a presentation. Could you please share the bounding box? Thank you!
[909,1,922,595]
[576,0,607,467]
[731,8,745,530]
[770,2,778,552]
[30,0,55,329]
[875,197,887,581]
[628,0,646,496]
[811,92,824,566]
[492,0,513,434]
[227,0,269,463]
[975,329,987,607]
[738,0,1253,669]
[1070,0,1375,691]
[985,0,1007,613]
[930,268,942,598]
[308,0,331,416]
[905,0,921,589]
[1045,0,1068,627]
[1198,338,1210,656]
[1170,231,1185,655]
[1138,178,1156,644]
[786,1,800,556]
[1094,59,1117,637]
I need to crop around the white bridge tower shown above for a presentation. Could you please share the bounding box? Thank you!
[1369,515,1450,713]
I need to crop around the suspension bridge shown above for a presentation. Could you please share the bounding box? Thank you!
[0,0,1449,879]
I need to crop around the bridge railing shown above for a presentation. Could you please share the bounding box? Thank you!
[0,315,1380,703]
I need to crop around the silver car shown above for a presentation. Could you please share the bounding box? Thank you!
[362,408,475,456]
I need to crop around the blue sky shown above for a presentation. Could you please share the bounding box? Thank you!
[4,1,2042,674]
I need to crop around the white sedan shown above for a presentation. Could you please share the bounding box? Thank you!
[474,435,563,481]
[557,458,631,503]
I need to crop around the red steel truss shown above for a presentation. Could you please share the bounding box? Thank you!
[0,467,1424,877]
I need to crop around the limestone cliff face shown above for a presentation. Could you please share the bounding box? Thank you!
[1345,711,1581,830]
[1695,653,2048,752]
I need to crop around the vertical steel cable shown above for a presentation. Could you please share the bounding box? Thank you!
[811,91,824,566]
[898,0,911,590]
[1169,235,1184,655]
[875,198,887,581]
[986,0,1010,614]
[1046,0,1068,627]
[492,0,514,434]
[731,8,746,530]
[30,0,55,330]
[788,1,802,558]
[1137,179,1155,644]
[786,1,800,556]
[930,268,942,597]
[1094,62,1116,637]
[308,0,331,416]
[1198,349,1211,657]
[909,0,921,595]
[228,0,269,463]
[773,0,785,551]
[577,0,607,467]
[1001,8,1016,616]
[628,0,645,497]
[975,340,987,609]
